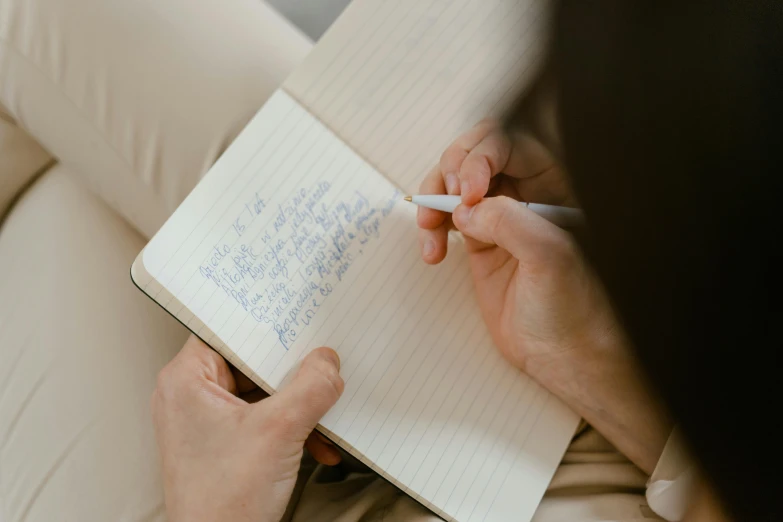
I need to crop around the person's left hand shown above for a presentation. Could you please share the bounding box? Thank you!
[152,336,344,522]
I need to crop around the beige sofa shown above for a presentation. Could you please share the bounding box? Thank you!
[0,1,312,519]
[0,2,680,521]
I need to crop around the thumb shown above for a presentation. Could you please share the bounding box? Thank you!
[452,196,569,261]
[264,347,344,442]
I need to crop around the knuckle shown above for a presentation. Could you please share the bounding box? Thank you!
[303,358,345,400]
[155,365,173,395]
[420,165,443,192]
[193,342,221,369]
[490,133,513,170]
[154,362,186,404]
[489,197,515,236]
[473,119,500,139]
[319,362,345,398]
[258,402,300,440]
[440,144,465,169]
[549,232,580,267]
[477,117,500,128]
[466,155,493,182]
[274,406,303,434]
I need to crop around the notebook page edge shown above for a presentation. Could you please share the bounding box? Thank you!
[128,94,468,520]
[284,0,553,195]
[132,254,463,522]
[133,88,577,522]
[131,250,274,396]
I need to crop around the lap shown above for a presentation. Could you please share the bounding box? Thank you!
[290,427,660,522]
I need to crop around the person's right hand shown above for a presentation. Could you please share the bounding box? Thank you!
[417,120,611,377]
[417,121,671,473]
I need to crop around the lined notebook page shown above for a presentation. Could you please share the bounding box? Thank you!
[142,91,577,522]
[284,0,551,194]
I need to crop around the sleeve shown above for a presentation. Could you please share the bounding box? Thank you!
[646,428,696,521]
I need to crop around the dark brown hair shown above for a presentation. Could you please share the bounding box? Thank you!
[531,1,782,520]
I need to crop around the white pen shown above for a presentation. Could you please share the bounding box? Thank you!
[404,194,584,228]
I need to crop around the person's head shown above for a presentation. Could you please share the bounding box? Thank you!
[517,1,782,520]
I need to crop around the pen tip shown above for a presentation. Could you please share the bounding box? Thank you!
[404,196,412,202]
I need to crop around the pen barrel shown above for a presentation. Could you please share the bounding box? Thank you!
[411,195,462,213]
[526,203,584,228]
[408,195,584,227]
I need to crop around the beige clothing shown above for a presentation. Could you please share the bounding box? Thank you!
[0,0,690,520]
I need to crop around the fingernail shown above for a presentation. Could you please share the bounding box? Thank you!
[323,349,340,370]
[453,205,473,228]
[422,239,435,258]
[461,178,471,196]
[445,173,459,194]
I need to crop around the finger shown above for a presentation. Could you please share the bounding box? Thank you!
[452,196,571,263]
[305,432,342,466]
[490,175,523,200]
[231,365,259,395]
[239,388,269,404]
[264,347,344,442]
[175,335,237,395]
[503,132,559,180]
[514,166,578,207]
[153,336,240,421]
[440,119,497,196]
[439,144,469,196]
[417,165,449,230]
[459,127,512,205]
[419,226,449,265]
[417,164,451,263]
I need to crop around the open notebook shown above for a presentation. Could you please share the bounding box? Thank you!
[131,1,579,521]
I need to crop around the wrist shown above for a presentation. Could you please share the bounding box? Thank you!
[527,322,672,474]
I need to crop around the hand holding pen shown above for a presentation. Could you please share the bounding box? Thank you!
[410,120,657,475]
[414,119,583,265]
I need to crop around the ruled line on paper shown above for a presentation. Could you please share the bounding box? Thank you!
[146,101,305,298]
[285,0,550,195]
[318,0,469,134]
[193,140,369,359]
[346,277,479,448]
[330,264,471,433]
[172,112,329,315]
[143,2,580,520]
[329,0,518,154]
[145,91,401,364]
[370,325,488,471]
[382,2,548,189]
